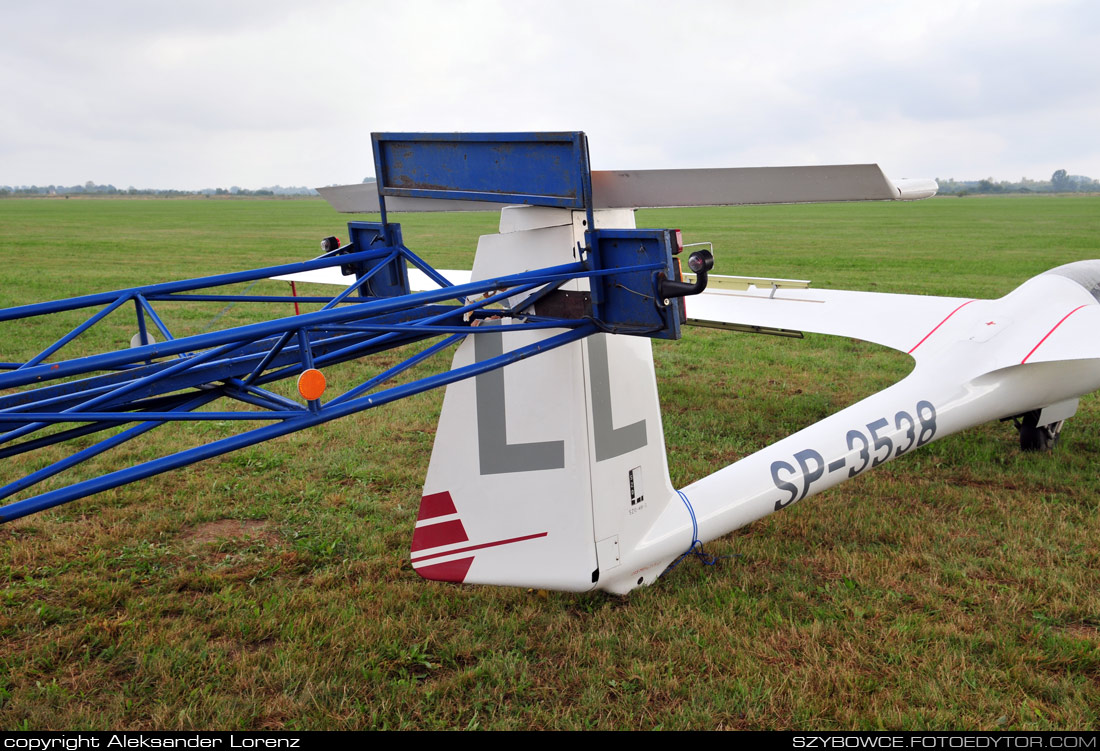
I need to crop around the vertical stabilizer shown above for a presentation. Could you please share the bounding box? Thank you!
[414,207,688,591]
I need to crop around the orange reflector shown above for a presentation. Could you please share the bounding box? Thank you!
[297,368,326,401]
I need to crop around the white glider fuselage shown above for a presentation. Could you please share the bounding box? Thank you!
[618,264,1100,593]
[407,206,1100,595]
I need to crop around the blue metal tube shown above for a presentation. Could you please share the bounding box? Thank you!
[147,294,366,304]
[0,392,206,459]
[277,331,427,379]
[321,251,399,309]
[316,319,578,335]
[398,245,459,292]
[0,324,596,523]
[134,298,150,354]
[309,279,548,368]
[239,327,426,391]
[136,295,175,342]
[55,336,255,413]
[2,315,445,417]
[0,411,300,423]
[328,333,465,407]
[0,336,259,445]
[225,380,305,412]
[242,330,297,385]
[221,388,300,413]
[0,261,594,389]
[20,294,131,369]
[0,392,221,502]
[3,334,290,414]
[296,329,320,413]
[7,377,147,416]
[296,329,316,371]
[0,246,400,322]
[0,326,386,418]
[316,243,352,260]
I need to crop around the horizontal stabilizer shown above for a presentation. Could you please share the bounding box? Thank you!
[318,165,938,213]
[590,165,936,208]
[317,184,505,213]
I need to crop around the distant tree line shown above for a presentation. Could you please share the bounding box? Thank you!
[4,171,1096,199]
[936,170,1100,196]
[0,181,319,198]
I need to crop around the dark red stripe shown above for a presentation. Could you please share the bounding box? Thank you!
[417,491,457,521]
[414,556,474,583]
[410,519,469,552]
[410,532,548,564]
[1021,305,1088,364]
[908,300,976,354]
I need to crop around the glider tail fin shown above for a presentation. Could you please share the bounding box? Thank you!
[411,206,687,591]
[414,326,682,591]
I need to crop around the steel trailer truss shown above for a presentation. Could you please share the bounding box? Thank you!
[0,131,702,523]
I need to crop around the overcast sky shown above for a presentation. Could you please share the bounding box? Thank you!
[2,0,1098,190]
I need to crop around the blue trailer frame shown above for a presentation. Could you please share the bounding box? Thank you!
[0,132,696,523]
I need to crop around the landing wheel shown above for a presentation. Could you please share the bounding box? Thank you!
[1015,411,1064,452]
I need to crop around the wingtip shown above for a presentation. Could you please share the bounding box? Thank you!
[890,177,939,201]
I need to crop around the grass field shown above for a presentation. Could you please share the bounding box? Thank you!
[1,195,1099,730]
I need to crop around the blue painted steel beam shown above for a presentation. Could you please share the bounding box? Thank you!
[0,392,212,460]
[0,261,599,389]
[0,392,222,503]
[20,294,131,369]
[0,328,376,412]
[147,295,372,304]
[0,324,596,523]
[372,132,592,209]
[0,245,398,321]
[136,295,175,342]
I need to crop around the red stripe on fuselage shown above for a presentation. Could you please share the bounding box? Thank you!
[908,300,976,354]
[1021,305,1089,364]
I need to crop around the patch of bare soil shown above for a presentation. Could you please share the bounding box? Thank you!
[182,519,277,545]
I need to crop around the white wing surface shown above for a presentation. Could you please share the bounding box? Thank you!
[272,267,471,290]
[687,278,972,357]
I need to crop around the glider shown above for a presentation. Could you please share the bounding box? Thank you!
[1,132,1093,597]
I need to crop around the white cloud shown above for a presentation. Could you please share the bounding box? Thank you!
[1,0,1098,188]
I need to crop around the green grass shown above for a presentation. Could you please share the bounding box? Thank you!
[1,195,1099,730]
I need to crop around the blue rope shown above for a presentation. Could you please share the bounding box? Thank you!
[662,489,735,576]
[678,489,698,542]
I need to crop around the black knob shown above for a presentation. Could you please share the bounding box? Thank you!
[687,249,714,274]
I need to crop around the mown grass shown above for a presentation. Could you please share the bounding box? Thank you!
[1,195,1099,730]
